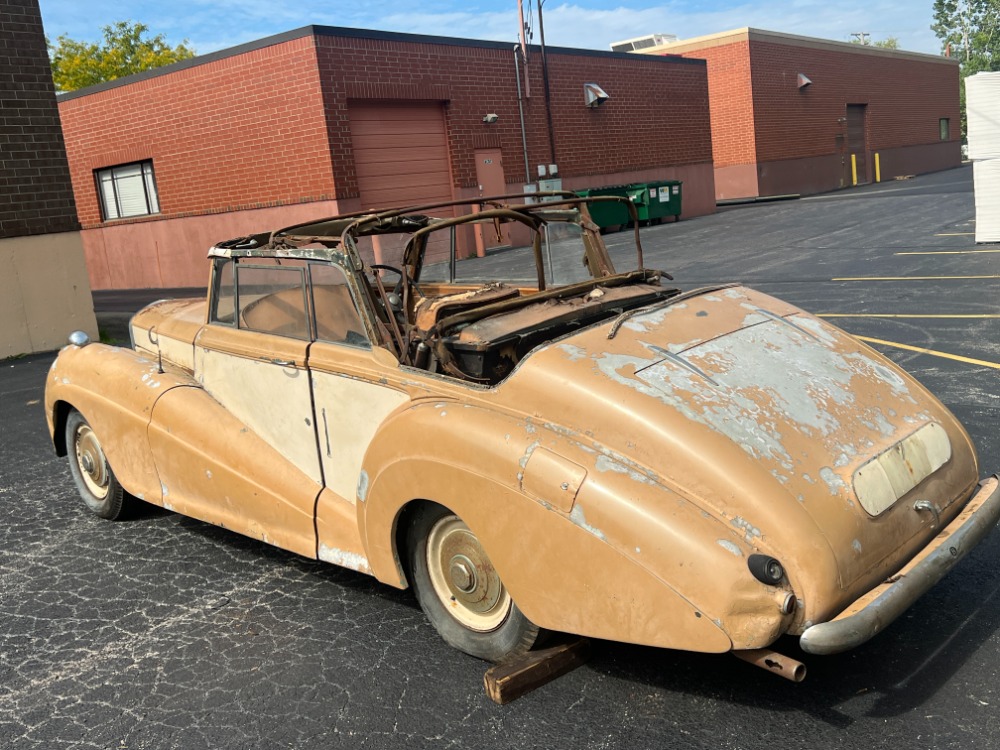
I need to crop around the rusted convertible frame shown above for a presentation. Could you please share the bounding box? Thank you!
[267,193,646,281]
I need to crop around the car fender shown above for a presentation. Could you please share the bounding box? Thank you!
[359,400,739,652]
[45,343,193,504]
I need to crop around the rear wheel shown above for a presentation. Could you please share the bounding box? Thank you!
[65,410,130,520]
[407,503,541,662]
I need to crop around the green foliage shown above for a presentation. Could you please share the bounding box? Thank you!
[932,0,1000,138]
[849,35,900,49]
[873,37,901,49]
[48,21,195,92]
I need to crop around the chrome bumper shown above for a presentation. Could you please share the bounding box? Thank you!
[800,475,1000,656]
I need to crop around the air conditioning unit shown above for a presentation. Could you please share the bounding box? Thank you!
[610,33,678,53]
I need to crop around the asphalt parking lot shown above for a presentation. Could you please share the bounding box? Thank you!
[2,164,999,749]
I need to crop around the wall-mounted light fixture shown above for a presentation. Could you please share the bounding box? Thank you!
[583,83,610,108]
[797,74,812,89]
[483,113,499,123]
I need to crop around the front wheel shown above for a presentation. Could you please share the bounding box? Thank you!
[407,503,542,662]
[65,409,131,520]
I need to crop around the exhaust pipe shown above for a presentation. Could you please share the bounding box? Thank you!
[733,648,807,682]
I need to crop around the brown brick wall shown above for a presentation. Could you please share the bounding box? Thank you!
[0,0,79,238]
[677,42,756,169]
[315,35,711,198]
[748,40,961,164]
[58,35,336,229]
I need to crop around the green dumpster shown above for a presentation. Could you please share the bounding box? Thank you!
[575,185,632,230]
[627,180,682,223]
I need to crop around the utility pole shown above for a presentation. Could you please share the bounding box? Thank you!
[850,32,871,45]
[537,0,557,165]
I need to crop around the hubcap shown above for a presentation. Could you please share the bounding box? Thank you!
[426,515,512,632]
[74,424,109,499]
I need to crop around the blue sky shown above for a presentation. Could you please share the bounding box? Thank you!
[37,1,943,57]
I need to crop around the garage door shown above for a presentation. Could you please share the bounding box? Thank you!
[348,101,455,267]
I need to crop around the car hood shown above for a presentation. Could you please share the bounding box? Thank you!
[499,285,978,602]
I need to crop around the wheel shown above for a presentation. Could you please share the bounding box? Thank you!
[65,410,130,520]
[407,503,542,662]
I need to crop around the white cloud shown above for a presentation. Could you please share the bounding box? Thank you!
[36,0,943,57]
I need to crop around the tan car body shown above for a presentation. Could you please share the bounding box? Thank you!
[46,196,999,679]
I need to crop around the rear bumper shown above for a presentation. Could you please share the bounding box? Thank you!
[800,475,1000,655]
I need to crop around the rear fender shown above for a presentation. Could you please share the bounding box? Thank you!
[360,401,734,652]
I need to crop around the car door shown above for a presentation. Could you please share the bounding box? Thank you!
[306,262,410,572]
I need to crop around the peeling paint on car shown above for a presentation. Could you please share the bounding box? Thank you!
[558,343,588,362]
[731,516,762,542]
[717,539,743,557]
[356,469,370,503]
[519,441,541,469]
[569,504,606,541]
[594,454,656,485]
[319,544,372,573]
[819,467,847,496]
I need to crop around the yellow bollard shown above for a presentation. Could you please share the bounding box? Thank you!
[875,153,881,183]
[851,154,858,186]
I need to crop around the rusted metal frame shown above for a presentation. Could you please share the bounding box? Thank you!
[405,208,544,280]
[370,271,408,363]
[606,282,738,339]
[340,235,398,351]
[531,231,546,291]
[431,269,662,335]
[799,475,1000,656]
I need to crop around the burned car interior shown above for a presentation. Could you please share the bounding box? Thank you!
[212,194,683,385]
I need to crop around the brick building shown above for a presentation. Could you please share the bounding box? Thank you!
[57,26,716,290]
[0,0,97,357]
[643,29,961,200]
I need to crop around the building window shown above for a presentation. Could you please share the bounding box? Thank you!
[95,161,160,220]
[940,118,950,141]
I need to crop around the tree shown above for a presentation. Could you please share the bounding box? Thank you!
[873,37,901,49]
[48,21,195,92]
[932,0,1000,138]
[849,33,900,49]
[933,0,999,68]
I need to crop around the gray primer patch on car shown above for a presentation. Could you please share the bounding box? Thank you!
[356,469,369,503]
[569,505,606,540]
[731,516,762,542]
[717,539,743,557]
[319,544,371,573]
[558,343,589,361]
[819,467,847,496]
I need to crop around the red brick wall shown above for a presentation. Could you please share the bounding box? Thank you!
[314,34,712,196]
[59,35,336,229]
[748,40,961,164]
[677,42,756,169]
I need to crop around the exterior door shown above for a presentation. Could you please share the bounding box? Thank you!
[348,101,455,265]
[846,104,868,185]
[474,148,510,249]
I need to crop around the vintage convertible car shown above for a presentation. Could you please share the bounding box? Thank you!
[45,195,1000,682]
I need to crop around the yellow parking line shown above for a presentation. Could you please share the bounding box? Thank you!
[832,275,1000,281]
[895,250,1000,255]
[818,314,1000,318]
[854,335,1000,370]
[934,232,975,236]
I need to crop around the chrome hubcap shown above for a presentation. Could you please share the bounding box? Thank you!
[426,515,511,632]
[74,424,109,499]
